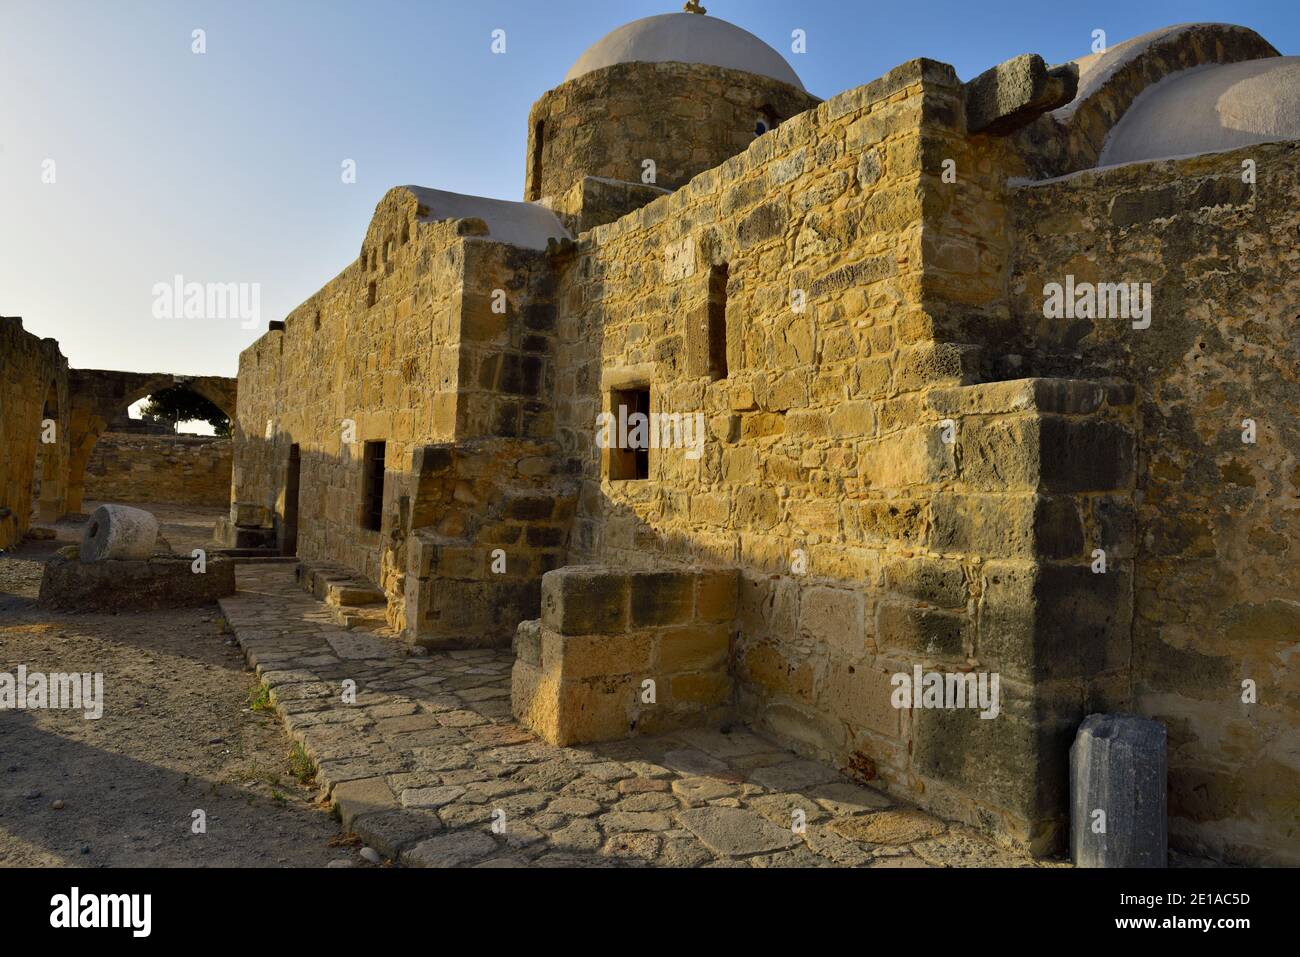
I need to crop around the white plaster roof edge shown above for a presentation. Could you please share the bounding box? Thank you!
[401,186,571,251]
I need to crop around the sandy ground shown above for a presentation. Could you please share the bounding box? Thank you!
[0,503,361,868]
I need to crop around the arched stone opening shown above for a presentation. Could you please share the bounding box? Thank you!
[32,380,67,522]
[65,371,237,514]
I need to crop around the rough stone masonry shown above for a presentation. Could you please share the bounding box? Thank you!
[212,15,1298,865]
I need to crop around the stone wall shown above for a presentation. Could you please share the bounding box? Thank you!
[233,191,470,585]
[513,566,737,746]
[84,432,233,507]
[546,59,1120,852]
[526,61,818,204]
[0,317,70,548]
[1008,142,1300,865]
[399,438,573,647]
[232,187,568,642]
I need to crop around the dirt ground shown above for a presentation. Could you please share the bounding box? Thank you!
[0,503,363,868]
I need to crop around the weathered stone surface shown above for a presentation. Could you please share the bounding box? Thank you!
[965,54,1077,135]
[207,12,1299,868]
[38,555,235,611]
[85,433,231,508]
[79,504,159,562]
[403,830,499,868]
[675,806,800,857]
[830,810,947,846]
[748,760,840,792]
[1070,714,1167,868]
[216,563,1044,869]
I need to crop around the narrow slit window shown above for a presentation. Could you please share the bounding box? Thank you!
[608,386,650,481]
[707,263,729,380]
[367,281,377,307]
[530,120,545,201]
[361,440,386,531]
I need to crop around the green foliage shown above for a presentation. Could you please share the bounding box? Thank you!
[139,386,230,436]
[289,741,317,785]
[248,681,274,713]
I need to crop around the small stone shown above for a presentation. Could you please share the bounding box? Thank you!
[617,776,670,794]
[359,846,382,864]
[675,806,800,857]
[831,810,946,846]
[50,799,65,810]
[404,829,498,868]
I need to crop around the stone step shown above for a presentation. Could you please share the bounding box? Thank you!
[325,581,386,607]
[328,603,392,633]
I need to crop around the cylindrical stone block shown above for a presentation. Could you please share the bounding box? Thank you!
[1070,713,1167,867]
[79,504,160,563]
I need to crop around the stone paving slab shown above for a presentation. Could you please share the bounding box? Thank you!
[220,565,1046,869]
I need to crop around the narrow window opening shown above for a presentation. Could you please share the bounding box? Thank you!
[607,386,650,481]
[361,440,386,531]
[367,281,377,307]
[529,120,545,201]
[707,263,729,380]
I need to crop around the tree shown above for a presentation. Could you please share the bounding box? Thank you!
[139,387,230,436]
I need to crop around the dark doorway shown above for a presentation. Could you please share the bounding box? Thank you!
[282,444,301,556]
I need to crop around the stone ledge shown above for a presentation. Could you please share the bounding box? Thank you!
[38,555,235,612]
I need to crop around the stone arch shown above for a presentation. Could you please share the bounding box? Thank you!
[32,379,68,521]
[65,370,237,513]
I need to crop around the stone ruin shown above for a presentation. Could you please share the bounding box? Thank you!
[5,10,1295,866]
[218,15,1300,864]
[0,331,237,551]
[38,504,234,612]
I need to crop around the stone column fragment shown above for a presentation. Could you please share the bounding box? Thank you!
[1070,713,1167,867]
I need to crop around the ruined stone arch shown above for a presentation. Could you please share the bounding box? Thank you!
[64,370,237,514]
[32,379,68,522]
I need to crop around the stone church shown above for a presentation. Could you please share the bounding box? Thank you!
[225,8,1300,864]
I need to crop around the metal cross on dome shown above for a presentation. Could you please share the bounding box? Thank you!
[683,1,707,13]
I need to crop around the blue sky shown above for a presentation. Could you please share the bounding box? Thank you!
[2,0,1296,379]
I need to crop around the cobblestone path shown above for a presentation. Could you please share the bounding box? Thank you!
[220,566,1044,868]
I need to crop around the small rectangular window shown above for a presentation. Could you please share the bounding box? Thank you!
[608,386,650,481]
[708,263,729,380]
[367,281,377,307]
[361,440,386,531]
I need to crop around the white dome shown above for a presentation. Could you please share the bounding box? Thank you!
[564,13,805,90]
[1099,56,1300,167]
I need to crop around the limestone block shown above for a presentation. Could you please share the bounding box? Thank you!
[513,619,542,666]
[231,502,271,528]
[657,623,731,671]
[1070,714,1168,868]
[629,570,695,628]
[541,566,628,635]
[38,555,236,611]
[964,54,1078,136]
[79,504,159,562]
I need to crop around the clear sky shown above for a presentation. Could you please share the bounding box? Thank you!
[2,0,1296,379]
